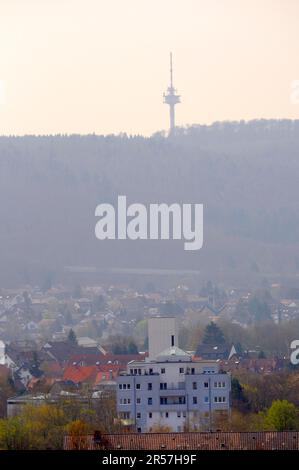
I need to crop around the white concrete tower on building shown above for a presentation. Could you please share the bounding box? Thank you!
[148,316,178,360]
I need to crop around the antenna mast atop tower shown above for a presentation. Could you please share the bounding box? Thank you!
[163,52,181,133]
[170,52,173,88]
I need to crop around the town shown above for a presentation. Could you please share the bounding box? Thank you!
[1,277,299,448]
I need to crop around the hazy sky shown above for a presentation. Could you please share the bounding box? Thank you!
[1,0,299,136]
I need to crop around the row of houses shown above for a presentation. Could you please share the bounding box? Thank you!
[0,337,147,417]
[64,430,299,450]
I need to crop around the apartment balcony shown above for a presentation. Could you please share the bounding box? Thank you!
[159,388,186,397]
[159,402,187,411]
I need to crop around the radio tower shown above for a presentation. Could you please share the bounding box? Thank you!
[163,52,180,133]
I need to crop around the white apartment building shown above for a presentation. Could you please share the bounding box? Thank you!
[116,317,231,433]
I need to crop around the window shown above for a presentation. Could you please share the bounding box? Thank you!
[137,428,141,433]
[129,369,133,374]
[161,368,165,374]
[193,397,197,404]
[177,412,181,418]
[214,381,224,388]
[123,384,127,390]
[160,383,167,390]
[148,397,152,405]
[165,412,169,418]
[127,384,131,389]
[222,396,226,402]
[148,383,152,390]
[179,367,184,374]
[136,383,141,390]
[160,397,167,405]
[121,398,130,405]
[204,382,209,388]
[136,398,141,404]
[192,382,197,390]
[148,412,152,419]
[204,396,209,403]
[119,384,122,390]
[191,368,195,375]
[149,368,153,375]
[137,412,141,419]
[171,335,175,347]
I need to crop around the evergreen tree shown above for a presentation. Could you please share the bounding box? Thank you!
[202,322,226,345]
[231,377,248,406]
[67,329,77,345]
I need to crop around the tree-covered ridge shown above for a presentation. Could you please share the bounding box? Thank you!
[0,119,299,285]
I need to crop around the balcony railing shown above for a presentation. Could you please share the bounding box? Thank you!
[159,383,185,391]
[159,402,187,411]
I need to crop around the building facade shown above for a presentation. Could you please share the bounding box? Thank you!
[116,317,231,433]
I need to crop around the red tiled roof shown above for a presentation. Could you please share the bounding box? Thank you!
[63,365,99,384]
[64,431,299,450]
[63,364,121,384]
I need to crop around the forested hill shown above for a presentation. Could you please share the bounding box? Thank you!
[1,119,299,286]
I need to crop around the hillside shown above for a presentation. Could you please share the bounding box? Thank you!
[1,119,299,286]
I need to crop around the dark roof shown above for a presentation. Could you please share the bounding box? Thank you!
[8,340,38,351]
[6,348,48,367]
[64,431,299,450]
[42,342,103,363]
[67,353,146,367]
[49,380,81,395]
[198,304,227,315]
[195,343,229,359]
[28,365,44,378]
[220,357,286,373]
